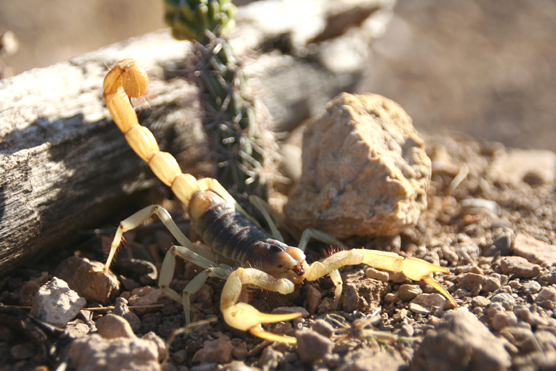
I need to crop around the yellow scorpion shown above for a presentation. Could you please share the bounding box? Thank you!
[102,59,457,344]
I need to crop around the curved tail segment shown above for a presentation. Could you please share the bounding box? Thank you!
[103,59,200,206]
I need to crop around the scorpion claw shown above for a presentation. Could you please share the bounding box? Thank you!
[222,302,300,344]
[249,325,297,344]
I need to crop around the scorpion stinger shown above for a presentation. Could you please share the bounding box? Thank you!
[102,59,457,345]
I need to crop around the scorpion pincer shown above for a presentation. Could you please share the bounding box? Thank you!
[102,58,457,344]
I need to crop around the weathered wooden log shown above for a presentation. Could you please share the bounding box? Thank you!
[0,0,391,273]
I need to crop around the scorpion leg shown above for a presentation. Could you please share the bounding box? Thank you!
[248,195,286,242]
[297,228,346,307]
[221,268,301,344]
[104,205,219,272]
[159,245,230,324]
[304,249,457,307]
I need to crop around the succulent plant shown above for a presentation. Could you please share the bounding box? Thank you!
[164,0,237,42]
[164,0,278,202]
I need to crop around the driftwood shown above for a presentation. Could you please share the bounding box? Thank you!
[0,0,391,273]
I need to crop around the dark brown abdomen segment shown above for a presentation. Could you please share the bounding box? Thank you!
[189,191,277,265]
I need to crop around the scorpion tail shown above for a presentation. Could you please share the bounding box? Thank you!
[103,59,201,207]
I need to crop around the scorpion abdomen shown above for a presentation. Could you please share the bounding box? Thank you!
[189,190,288,267]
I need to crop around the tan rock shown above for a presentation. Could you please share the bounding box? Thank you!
[513,233,556,266]
[55,256,120,305]
[285,93,431,238]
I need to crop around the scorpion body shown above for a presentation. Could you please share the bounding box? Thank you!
[102,59,457,344]
[189,190,306,281]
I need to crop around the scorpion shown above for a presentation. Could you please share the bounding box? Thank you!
[102,58,457,344]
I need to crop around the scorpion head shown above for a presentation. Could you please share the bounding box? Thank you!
[254,240,308,284]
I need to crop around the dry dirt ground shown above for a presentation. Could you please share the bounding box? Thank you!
[1,134,556,371]
[2,1,556,370]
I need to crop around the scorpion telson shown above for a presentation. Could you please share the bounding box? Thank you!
[102,58,458,344]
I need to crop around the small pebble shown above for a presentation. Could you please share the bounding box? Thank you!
[365,268,389,282]
[96,314,136,339]
[521,281,541,294]
[409,303,430,315]
[29,277,86,327]
[491,312,518,331]
[535,287,556,309]
[484,233,513,257]
[410,293,447,313]
[471,296,491,308]
[397,284,422,301]
[384,293,397,303]
[192,337,233,364]
[258,347,283,370]
[508,280,522,290]
[295,329,334,363]
[399,324,415,337]
[306,285,322,315]
[232,342,248,360]
[487,302,506,317]
[55,256,120,304]
[490,293,516,310]
[312,319,334,338]
[142,331,167,362]
[172,349,187,364]
[499,256,542,279]
[393,308,408,323]
[113,297,142,332]
[69,334,160,371]
[457,273,500,293]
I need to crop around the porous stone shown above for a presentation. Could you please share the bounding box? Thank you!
[29,277,86,327]
[342,276,389,313]
[285,93,431,238]
[69,334,161,371]
[411,309,511,371]
[55,256,120,304]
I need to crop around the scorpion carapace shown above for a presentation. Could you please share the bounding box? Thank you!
[102,58,457,344]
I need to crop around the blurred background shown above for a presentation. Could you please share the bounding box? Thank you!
[1,0,554,151]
